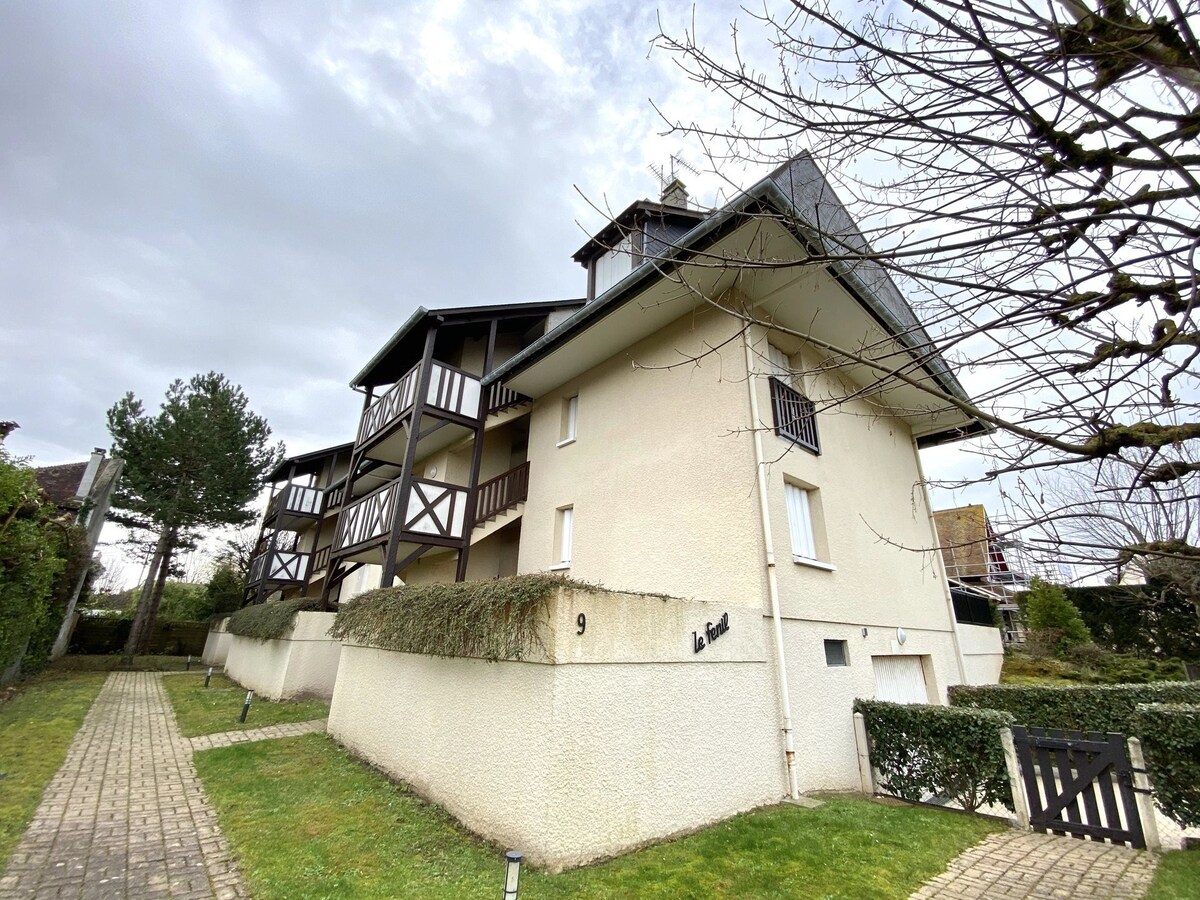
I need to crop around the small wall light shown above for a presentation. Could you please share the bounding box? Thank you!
[896,627,907,646]
[861,627,868,638]
[503,850,523,899]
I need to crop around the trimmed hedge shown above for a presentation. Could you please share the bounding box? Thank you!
[948,682,1200,733]
[854,699,1014,812]
[331,574,597,661]
[226,597,322,641]
[1131,704,1200,828]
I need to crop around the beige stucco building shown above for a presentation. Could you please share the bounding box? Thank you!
[236,156,1004,867]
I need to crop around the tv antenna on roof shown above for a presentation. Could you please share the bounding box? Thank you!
[647,153,701,193]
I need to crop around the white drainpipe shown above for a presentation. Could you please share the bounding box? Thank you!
[742,326,800,800]
[911,438,968,686]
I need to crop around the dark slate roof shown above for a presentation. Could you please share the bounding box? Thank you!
[34,462,87,505]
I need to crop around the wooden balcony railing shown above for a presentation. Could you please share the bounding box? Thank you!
[334,480,401,551]
[474,461,530,525]
[486,382,530,416]
[769,377,820,455]
[324,480,346,511]
[266,484,324,522]
[357,361,483,447]
[312,544,331,574]
[247,549,310,585]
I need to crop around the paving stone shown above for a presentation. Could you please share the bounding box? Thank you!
[909,830,1160,899]
[0,673,250,899]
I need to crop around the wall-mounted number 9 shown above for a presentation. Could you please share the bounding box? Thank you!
[576,613,586,635]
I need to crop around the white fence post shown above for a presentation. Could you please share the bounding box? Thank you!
[1000,728,1030,831]
[1127,737,1162,852]
[853,712,875,795]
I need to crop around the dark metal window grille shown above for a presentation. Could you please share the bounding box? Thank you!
[770,377,820,454]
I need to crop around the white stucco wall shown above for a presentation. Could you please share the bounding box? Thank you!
[224,611,341,700]
[201,618,232,666]
[328,589,783,870]
[956,623,1005,685]
[516,309,764,606]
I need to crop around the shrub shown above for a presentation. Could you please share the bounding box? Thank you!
[949,682,1200,733]
[1130,704,1200,828]
[331,574,595,661]
[1024,579,1091,655]
[226,597,321,641]
[854,699,1014,812]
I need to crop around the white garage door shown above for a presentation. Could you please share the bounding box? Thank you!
[872,655,929,704]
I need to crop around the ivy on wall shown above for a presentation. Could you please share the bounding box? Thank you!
[330,574,597,661]
[225,597,321,641]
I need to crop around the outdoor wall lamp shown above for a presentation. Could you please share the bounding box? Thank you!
[503,850,523,899]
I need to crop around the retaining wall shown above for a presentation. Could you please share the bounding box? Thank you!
[328,588,782,870]
[224,611,341,700]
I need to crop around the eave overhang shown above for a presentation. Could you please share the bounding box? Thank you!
[266,442,354,483]
[489,155,990,447]
[351,298,586,389]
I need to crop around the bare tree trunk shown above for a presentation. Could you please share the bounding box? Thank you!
[121,529,169,664]
[136,530,176,655]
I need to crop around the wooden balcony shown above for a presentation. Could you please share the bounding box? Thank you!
[324,479,346,512]
[265,484,324,528]
[357,360,483,448]
[769,377,820,455]
[247,548,311,586]
[333,476,472,554]
[311,543,332,575]
[486,382,530,416]
[474,461,529,525]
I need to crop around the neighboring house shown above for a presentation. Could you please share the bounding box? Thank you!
[34,449,124,660]
[932,504,1027,644]
[242,154,1004,805]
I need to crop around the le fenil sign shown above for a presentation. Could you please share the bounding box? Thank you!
[692,612,730,654]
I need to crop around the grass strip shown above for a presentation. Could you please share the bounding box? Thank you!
[162,673,328,738]
[0,670,107,868]
[195,732,1001,899]
[1148,849,1200,900]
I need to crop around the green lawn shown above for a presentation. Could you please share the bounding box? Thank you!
[1148,849,1200,899]
[163,672,329,737]
[195,733,1002,899]
[0,669,107,868]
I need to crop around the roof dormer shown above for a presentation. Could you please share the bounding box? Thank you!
[572,182,705,303]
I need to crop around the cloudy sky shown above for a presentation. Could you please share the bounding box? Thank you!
[1,1,998,580]
[1,0,761,460]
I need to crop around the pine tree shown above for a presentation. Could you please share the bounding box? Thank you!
[107,372,282,661]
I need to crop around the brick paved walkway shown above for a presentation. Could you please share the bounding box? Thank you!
[1,672,247,900]
[910,830,1159,899]
[187,718,326,753]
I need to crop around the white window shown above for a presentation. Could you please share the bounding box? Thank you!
[593,235,634,296]
[558,395,578,446]
[785,482,817,561]
[767,342,791,378]
[824,639,849,667]
[552,506,574,569]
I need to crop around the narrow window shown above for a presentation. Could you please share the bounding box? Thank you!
[554,506,574,568]
[824,639,849,667]
[558,395,578,446]
[767,342,791,379]
[785,482,818,561]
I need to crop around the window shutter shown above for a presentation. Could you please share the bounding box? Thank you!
[785,483,816,559]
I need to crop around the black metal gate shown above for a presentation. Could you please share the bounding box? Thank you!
[1011,726,1145,848]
